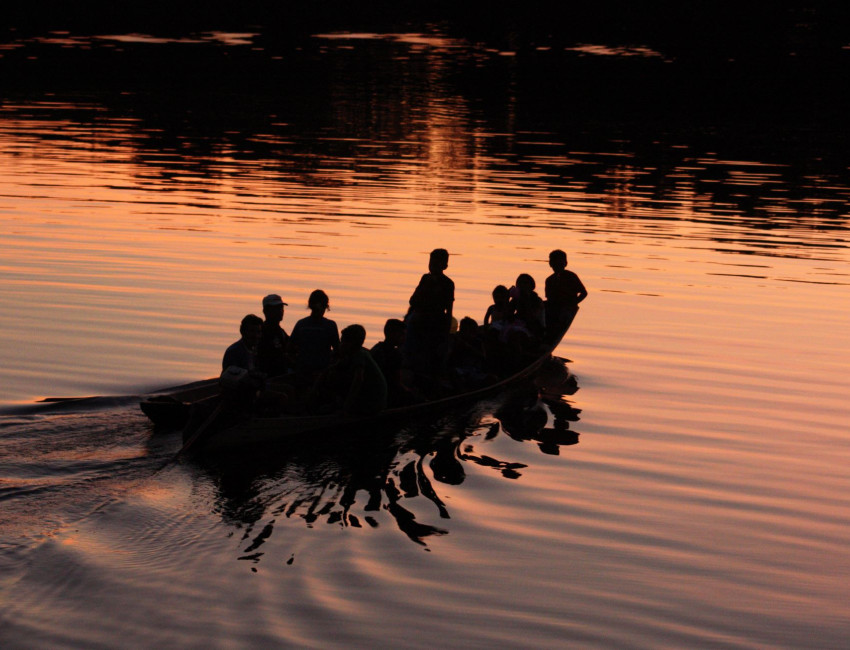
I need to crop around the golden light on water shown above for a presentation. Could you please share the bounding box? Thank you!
[2,18,850,648]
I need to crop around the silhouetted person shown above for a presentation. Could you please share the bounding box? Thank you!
[483,284,512,333]
[289,289,340,380]
[223,314,263,372]
[257,294,289,377]
[509,273,545,341]
[545,249,587,336]
[219,314,267,409]
[404,248,454,386]
[370,318,411,407]
[448,316,491,389]
[331,324,387,416]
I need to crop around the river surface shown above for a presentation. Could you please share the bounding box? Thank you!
[1,10,849,648]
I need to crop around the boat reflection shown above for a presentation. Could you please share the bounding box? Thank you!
[193,357,580,556]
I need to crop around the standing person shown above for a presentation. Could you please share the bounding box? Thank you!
[289,289,340,380]
[257,294,289,378]
[404,248,454,386]
[544,249,588,336]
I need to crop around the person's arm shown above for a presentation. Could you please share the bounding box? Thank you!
[576,276,588,304]
[331,323,340,353]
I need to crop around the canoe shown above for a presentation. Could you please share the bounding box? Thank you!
[140,377,220,428]
[178,327,569,454]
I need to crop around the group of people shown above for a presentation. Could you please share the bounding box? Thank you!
[221,248,587,417]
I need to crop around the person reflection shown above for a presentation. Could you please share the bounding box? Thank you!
[497,358,582,454]
[206,361,582,559]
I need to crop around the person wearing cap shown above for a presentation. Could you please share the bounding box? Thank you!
[258,294,290,378]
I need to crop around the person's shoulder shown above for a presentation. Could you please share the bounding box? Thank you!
[350,347,370,365]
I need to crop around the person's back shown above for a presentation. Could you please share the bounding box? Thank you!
[370,318,408,406]
[289,290,340,376]
[449,317,486,371]
[409,272,454,321]
[544,249,587,335]
[335,325,387,415]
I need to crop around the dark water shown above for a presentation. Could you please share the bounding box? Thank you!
[2,8,850,648]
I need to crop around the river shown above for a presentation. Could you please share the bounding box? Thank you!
[1,8,849,648]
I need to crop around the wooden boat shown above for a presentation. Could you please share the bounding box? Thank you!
[140,377,220,428]
[140,325,569,453]
[184,327,568,453]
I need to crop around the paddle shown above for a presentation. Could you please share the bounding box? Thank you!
[175,401,224,458]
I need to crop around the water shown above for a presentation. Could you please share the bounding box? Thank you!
[2,11,850,648]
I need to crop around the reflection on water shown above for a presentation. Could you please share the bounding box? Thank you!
[206,359,580,556]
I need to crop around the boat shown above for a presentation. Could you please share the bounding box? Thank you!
[141,327,570,454]
[140,377,220,428]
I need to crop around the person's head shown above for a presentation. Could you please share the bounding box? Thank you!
[492,284,510,305]
[340,324,366,354]
[262,294,287,323]
[383,318,406,346]
[239,314,263,347]
[549,249,567,271]
[459,316,479,336]
[307,289,329,315]
[516,273,536,293]
[428,248,449,274]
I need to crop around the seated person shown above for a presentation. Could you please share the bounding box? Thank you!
[544,249,588,336]
[257,293,290,378]
[483,284,512,332]
[449,317,486,370]
[329,324,388,416]
[221,314,265,406]
[370,318,412,407]
[509,273,545,342]
[289,289,340,381]
[223,314,263,372]
[448,317,491,389]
